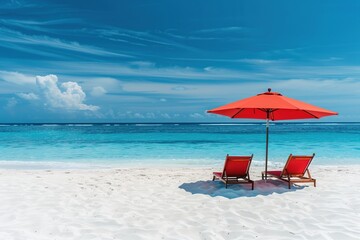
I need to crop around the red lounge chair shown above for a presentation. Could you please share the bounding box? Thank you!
[262,154,316,189]
[212,154,254,190]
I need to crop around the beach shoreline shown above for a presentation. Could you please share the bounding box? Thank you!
[0,165,359,240]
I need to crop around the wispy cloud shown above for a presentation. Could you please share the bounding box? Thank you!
[17,92,39,100]
[39,61,263,81]
[239,58,283,65]
[91,27,197,52]
[162,27,248,42]
[0,18,84,33]
[0,70,36,85]
[0,0,34,9]
[0,27,132,58]
[118,77,360,98]
[6,58,360,87]
[196,26,245,33]
[319,57,343,62]
[163,31,221,41]
[94,28,173,46]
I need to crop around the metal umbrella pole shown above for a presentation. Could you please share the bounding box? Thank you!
[264,111,270,181]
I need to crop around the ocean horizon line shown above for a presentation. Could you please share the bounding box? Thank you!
[0,121,358,126]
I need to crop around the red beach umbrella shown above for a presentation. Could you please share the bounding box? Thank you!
[207,88,338,180]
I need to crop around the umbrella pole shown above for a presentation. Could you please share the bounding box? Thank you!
[265,115,270,181]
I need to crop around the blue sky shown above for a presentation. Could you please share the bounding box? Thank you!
[0,0,359,122]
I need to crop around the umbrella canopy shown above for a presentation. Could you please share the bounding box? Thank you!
[208,88,337,120]
[207,88,338,180]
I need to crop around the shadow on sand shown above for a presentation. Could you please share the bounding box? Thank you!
[179,179,307,199]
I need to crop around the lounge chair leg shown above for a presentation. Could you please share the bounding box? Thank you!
[261,173,264,180]
[287,174,291,189]
[314,179,316,187]
[251,182,254,190]
[212,176,215,181]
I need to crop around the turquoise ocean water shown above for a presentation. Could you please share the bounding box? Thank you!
[0,123,359,169]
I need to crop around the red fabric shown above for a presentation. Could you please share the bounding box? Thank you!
[266,170,282,177]
[285,156,312,176]
[223,156,251,177]
[207,90,338,120]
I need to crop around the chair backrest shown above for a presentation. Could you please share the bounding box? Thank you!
[281,154,315,177]
[222,154,253,177]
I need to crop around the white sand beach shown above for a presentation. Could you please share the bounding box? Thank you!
[0,165,359,240]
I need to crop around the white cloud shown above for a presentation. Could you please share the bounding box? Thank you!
[17,92,39,100]
[0,70,36,85]
[91,86,107,97]
[36,74,99,111]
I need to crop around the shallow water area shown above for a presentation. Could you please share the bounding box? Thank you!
[0,122,358,169]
